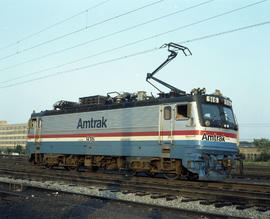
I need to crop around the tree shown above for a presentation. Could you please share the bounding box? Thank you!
[253,138,270,153]
[14,145,23,153]
[6,145,26,155]
[253,138,270,161]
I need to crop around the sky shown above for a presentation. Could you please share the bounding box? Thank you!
[0,0,269,141]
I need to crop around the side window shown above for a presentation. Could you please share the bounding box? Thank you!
[164,106,171,120]
[176,104,188,119]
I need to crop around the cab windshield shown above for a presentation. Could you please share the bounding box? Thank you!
[223,106,235,124]
[201,104,236,129]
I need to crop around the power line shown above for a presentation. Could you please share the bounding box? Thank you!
[0,48,158,88]
[0,0,111,51]
[3,0,266,63]
[241,126,270,128]
[241,123,270,125]
[160,0,269,42]
[0,0,164,62]
[1,0,266,81]
[0,39,163,84]
[239,139,257,141]
[0,20,269,89]
[0,1,267,84]
[240,123,270,127]
[178,21,270,44]
[0,0,215,75]
[239,138,270,141]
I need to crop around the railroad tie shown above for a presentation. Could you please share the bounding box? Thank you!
[214,202,232,208]
[236,205,253,210]
[165,195,177,201]
[150,194,167,199]
[135,191,149,196]
[200,200,216,205]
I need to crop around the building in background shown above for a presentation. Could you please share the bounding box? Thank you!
[0,121,28,152]
[239,141,261,161]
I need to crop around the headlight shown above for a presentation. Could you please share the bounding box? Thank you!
[205,120,210,127]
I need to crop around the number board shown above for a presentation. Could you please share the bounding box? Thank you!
[206,96,219,104]
[224,99,232,107]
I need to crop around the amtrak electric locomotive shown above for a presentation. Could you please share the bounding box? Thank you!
[26,43,238,181]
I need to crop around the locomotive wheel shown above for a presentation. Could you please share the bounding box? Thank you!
[163,173,179,180]
[45,164,55,169]
[187,173,199,180]
[126,170,136,176]
[65,166,76,171]
[145,171,156,177]
[91,166,99,172]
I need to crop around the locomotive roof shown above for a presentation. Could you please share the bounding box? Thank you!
[31,94,197,118]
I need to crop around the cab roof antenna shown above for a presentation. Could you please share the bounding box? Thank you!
[146,42,192,95]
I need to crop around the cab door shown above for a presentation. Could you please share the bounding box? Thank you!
[32,118,42,162]
[159,105,174,145]
[33,118,42,146]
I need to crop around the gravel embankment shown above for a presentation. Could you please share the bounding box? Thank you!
[0,176,269,219]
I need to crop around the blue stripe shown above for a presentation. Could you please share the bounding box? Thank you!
[27,140,237,158]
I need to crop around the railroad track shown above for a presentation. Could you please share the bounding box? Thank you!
[0,166,270,210]
[232,165,270,180]
[1,159,252,218]
[0,182,245,219]
[1,157,270,217]
[2,156,270,178]
[1,156,270,205]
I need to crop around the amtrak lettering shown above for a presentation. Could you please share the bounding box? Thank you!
[202,132,225,142]
[77,117,107,129]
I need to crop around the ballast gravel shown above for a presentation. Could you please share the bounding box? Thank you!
[0,176,269,219]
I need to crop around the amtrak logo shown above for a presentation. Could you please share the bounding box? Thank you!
[202,132,225,142]
[77,117,107,129]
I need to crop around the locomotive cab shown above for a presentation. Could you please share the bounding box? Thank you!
[198,94,237,131]
[181,92,238,181]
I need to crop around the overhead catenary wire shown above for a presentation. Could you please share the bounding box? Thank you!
[0,0,111,51]
[239,136,270,141]
[0,0,267,83]
[179,21,270,44]
[0,0,165,62]
[2,0,267,64]
[240,123,270,127]
[0,48,158,88]
[0,20,269,89]
[239,138,261,141]
[0,0,215,77]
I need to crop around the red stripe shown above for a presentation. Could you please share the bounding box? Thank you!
[198,130,236,138]
[28,130,236,139]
